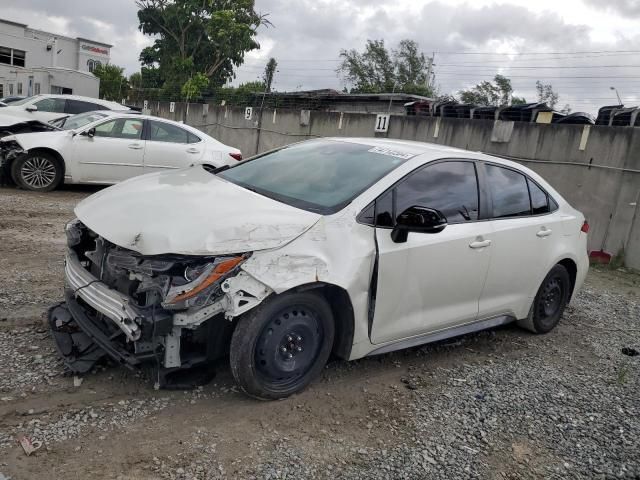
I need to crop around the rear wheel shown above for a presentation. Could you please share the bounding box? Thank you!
[230,292,335,400]
[11,151,63,192]
[518,264,571,334]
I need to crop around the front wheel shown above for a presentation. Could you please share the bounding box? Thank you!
[11,151,63,192]
[230,291,335,400]
[517,264,571,334]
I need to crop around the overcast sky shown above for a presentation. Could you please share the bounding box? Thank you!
[2,0,640,112]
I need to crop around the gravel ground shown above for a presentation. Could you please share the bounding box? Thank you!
[1,185,639,480]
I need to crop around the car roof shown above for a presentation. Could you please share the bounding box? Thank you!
[324,136,560,186]
[85,110,212,135]
[325,136,528,168]
[25,94,129,110]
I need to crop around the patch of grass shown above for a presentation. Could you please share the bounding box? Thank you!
[616,363,630,385]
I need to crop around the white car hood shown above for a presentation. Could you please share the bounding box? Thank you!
[74,166,322,256]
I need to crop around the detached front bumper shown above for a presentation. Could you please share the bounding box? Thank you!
[49,293,145,372]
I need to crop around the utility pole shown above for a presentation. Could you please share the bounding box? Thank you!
[426,52,435,92]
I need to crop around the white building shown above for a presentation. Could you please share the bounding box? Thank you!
[0,18,112,99]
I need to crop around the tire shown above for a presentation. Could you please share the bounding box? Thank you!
[517,264,571,334]
[230,291,335,400]
[11,151,63,192]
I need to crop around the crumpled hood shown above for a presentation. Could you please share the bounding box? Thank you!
[74,166,322,256]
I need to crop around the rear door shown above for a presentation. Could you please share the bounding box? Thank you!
[142,120,205,174]
[370,160,493,344]
[478,163,564,320]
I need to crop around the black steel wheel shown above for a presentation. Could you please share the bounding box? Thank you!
[11,151,63,192]
[518,264,571,334]
[230,291,335,400]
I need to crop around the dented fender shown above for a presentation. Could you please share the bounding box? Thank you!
[239,208,378,356]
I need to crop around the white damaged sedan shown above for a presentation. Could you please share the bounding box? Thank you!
[0,110,241,191]
[50,138,589,399]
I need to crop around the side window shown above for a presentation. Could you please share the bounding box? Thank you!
[486,165,531,218]
[528,179,550,215]
[34,97,66,112]
[394,161,479,223]
[375,190,394,227]
[148,121,189,144]
[94,119,116,136]
[65,100,103,114]
[94,119,143,139]
[187,132,201,144]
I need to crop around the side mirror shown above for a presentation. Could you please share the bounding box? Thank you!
[81,127,96,138]
[25,105,38,112]
[391,206,447,243]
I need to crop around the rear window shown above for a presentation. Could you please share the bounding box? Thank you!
[486,164,531,218]
[65,100,104,114]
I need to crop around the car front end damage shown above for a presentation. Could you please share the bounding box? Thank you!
[49,219,272,388]
[0,136,24,183]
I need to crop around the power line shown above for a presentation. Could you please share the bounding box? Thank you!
[433,49,640,55]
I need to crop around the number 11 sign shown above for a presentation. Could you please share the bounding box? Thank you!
[374,114,390,133]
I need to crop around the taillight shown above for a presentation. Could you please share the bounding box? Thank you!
[229,152,242,161]
[581,220,589,233]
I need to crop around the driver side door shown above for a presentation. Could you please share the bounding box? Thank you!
[370,160,493,344]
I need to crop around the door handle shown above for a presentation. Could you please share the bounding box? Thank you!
[469,239,492,249]
[128,144,143,150]
[186,148,200,154]
[536,228,552,238]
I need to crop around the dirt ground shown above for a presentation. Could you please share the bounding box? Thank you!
[0,185,639,480]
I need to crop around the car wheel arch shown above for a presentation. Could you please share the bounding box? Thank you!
[556,258,577,299]
[277,281,355,361]
[22,147,66,176]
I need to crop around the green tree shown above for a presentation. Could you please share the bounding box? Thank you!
[338,39,434,96]
[458,74,514,106]
[339,39,395,93]
[394,40,429,94]
[136,0,270,97]
[535,81,559,108]
[216,80,265,105]
[263,57,277,92]
[93,64,128,101]
[182,72,210,100]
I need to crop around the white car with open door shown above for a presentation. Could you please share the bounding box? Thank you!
[51,138,589,399]
[0,111,242,191]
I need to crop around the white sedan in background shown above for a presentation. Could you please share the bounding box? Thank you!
[1,94,130,123]
[0,111,242,191]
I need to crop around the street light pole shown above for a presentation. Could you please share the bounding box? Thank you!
[610,86,623,105]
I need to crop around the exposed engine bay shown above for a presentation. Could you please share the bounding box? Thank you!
[50,219,272,388]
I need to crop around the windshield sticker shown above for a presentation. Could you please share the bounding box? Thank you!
[368,146,415,160]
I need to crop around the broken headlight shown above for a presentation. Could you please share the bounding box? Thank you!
[162,256,246,310]
[65,218,83,247]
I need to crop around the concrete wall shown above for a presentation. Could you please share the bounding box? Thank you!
[138,101,640,270]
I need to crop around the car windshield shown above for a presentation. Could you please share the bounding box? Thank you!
[8,96,36,106]
[59,112,108,130]
[219,139,413,214]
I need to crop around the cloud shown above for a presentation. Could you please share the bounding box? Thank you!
[1,0,638,112]
[583,0,640,17]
